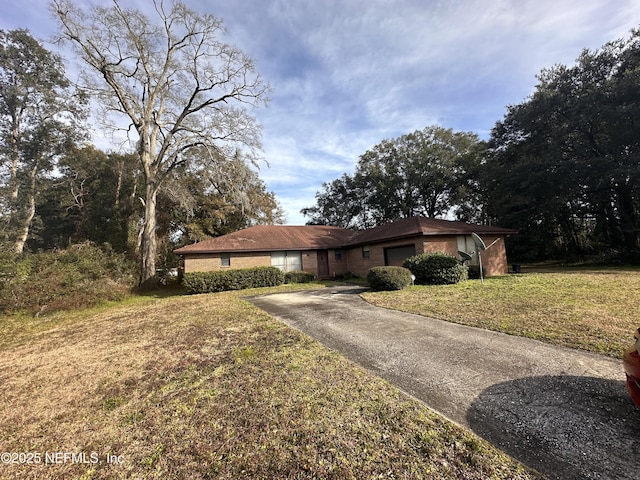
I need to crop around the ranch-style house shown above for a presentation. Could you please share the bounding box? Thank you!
[173,216,517,279]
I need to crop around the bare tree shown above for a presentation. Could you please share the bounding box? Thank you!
[50,0,269,287]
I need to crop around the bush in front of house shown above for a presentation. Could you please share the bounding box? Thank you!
[183,266,284,294]
[403,252,468,285]
[467,265,482,280]
[367,266,413,291]
[284,270,316,283]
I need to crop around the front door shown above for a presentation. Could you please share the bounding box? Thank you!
[317,250,330,278]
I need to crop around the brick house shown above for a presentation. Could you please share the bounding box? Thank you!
[174,216,517,278]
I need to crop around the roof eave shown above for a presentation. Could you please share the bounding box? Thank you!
[174,245,342,255]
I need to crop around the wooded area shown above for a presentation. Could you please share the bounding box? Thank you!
[1,2,282,287]
[485,31,640,261]
[303,29,640,262]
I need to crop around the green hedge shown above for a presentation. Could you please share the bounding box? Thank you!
[284,270,316,283]
[183,266,284,294]
[403,252,468,285]
[367,266,413,291]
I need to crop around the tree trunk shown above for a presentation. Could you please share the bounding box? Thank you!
[9,122,20,210]
[13,163,38,254]
[3,122,21,240]
[139,180,158,289]
[114,160,123,208]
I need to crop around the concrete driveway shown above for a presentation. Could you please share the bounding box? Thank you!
[249,286,640,480]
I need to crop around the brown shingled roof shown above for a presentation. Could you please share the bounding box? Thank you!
[347,217,517,247]
[173,225,354,254]
[174,217,517,254]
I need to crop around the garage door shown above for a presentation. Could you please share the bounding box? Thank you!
[384,245,416,267]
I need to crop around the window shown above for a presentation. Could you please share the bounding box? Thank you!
[220,253,230,267]
[362,245,370,259]
[271,251,302,272]
[334,249,343,261]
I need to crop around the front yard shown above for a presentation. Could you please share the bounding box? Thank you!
[0,285,540,479]
[362,267,640,357]
[2,267,631,478]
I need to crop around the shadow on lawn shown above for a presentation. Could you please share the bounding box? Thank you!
[467,375,640,480]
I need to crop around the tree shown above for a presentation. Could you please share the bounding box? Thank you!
[162,149,285,248]
[32,146,140,252]
[302,126,484,228]
[301,173,371,229]
[31,144,283,264]
[485,28,640,260]
[0,29,86,253]
[51,0,269,287]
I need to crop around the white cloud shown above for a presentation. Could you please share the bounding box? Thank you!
[6,0,640,225]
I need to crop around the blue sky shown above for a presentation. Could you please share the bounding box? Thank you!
[4,1,640,224]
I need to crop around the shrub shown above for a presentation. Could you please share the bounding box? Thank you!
[403,252,468,285]
[0,243,137,315]
[367,266,413,291]
[183,266,284,294]
[284,270,316,283]
[467,265,482,280]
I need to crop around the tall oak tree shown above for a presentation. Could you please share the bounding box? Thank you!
[51,0,269,286]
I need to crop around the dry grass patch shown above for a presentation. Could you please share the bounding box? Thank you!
[362,269,640,356]
[0,286,541,479]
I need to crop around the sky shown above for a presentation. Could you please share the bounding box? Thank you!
[3,0,640,225]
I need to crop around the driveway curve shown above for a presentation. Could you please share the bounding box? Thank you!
[248,286,640,480]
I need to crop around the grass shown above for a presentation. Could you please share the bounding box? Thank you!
[0,283,541,479]
[362,268,640,357]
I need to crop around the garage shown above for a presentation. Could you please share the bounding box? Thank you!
[384,244,416,267]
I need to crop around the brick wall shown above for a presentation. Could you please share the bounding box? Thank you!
[301,251,318,277]
[343,235,509,277]
[183,252,271,273]
[421,237,457,256]
[301,250,349,279]
[183,250,345,279]
[327,249,349,278]
[345,239,423,277]
[421,235,508,276]
[475,236,508,276]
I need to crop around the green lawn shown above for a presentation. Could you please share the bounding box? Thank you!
[362,268,640,357]
[0,284,541,479]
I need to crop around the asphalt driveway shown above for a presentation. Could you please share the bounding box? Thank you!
[248,286,640,480]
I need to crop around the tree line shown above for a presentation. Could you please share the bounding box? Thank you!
[303,28,640,262]
[1,1,281,287]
